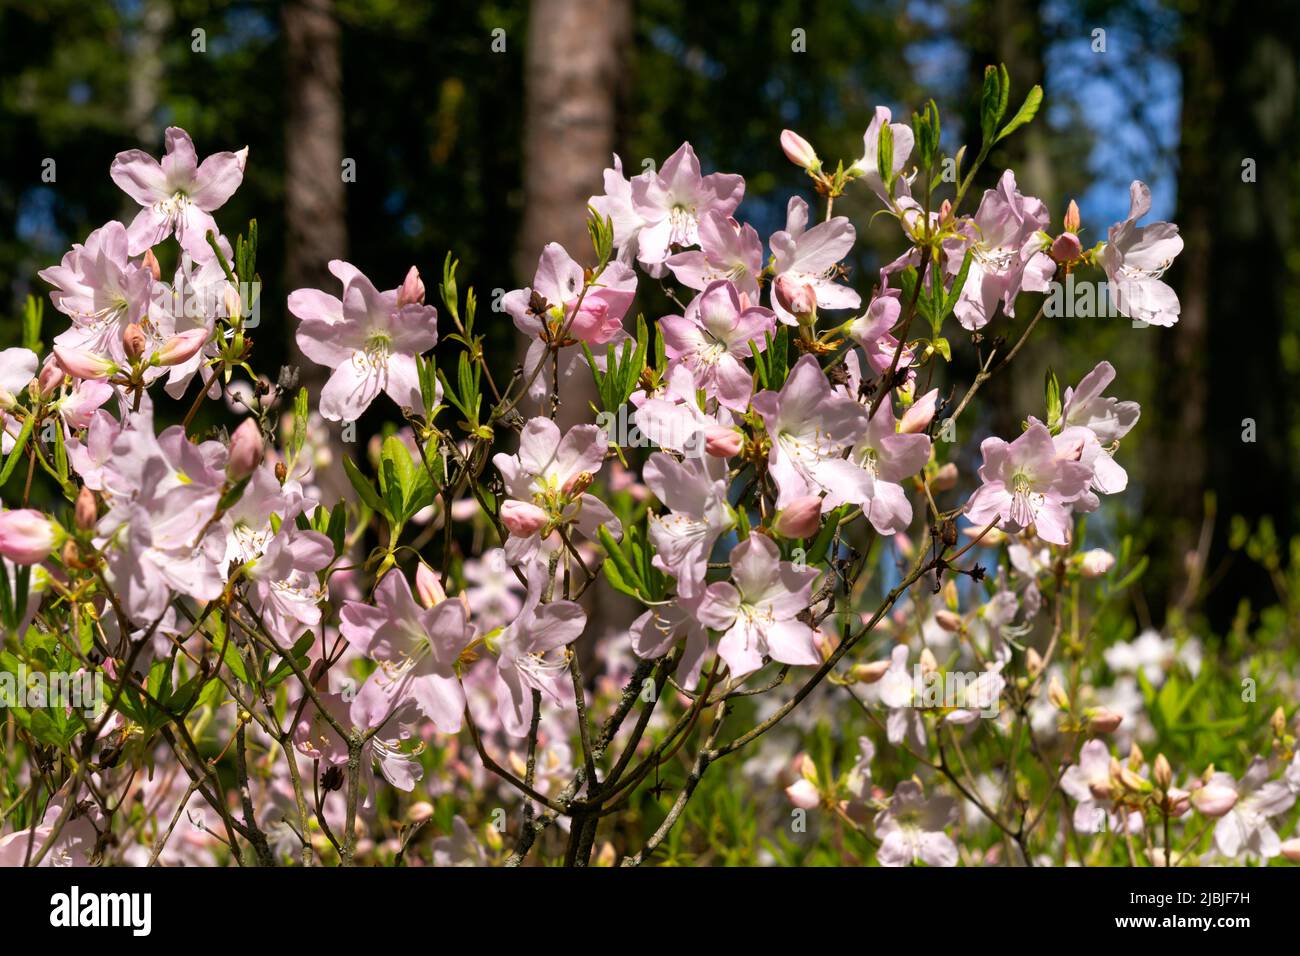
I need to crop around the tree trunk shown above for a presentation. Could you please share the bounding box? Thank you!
[283,0,347,397]
[515,0,631,429]
[1148,0,1298,627]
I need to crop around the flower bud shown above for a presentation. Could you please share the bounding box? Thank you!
[1086,707,1124,734]
[1118,764,1151,794]
[704,424,743,458]
[785,777,821,810]
[227,418,264,481]
[415,562,447,609]
[931,462,958,491]
[37,360,64,397]
[780,130,820,171]
[1079,548,1116,578]
[1279,838,1300,863]
[142,247,162,281]
[1192,783,1238,817]
[156,328,208,366]
[773,495,822,539]
[561,471,594,498]
[850,660,891,684]
[774,274,817,320]
[1153,753,1172,791]
[1025,647,1044,678]
[406,801,435,824]
[1050,231,1083,264]
[934,609,962,633]
[1063,199,1081,234]
[397,266,426,307]
[1047,674,1070,710]
[500,500,547,537]
[1270,706,1287,736]
[919,647,938,677]
[74,487,98,531]
[899,389,938,434]
[53,345,116,381]
[0,509,58,565]
[122,323,147,361]
[1164,786,1191,817]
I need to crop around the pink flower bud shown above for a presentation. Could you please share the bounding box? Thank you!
[1280,838,1300,863]
[899,388,938,434]
[850,659,891,684]
[774,274,817,320]
[1191,783,1238,818]
[0,509,57,565]
[415,562,447,609]
[53,345,116,381]
[37,359,64,397]
[156,329,208,366]
[1063,199,1081,234]
[774,495,822,538]
[784,777,821,810]
[122,323,147,360]
[74,487,98,531]
[780,129,819,171]
[397,266,426,307]
[1050,231,1083,264]
[932,462,958,491]
[934,609,962,632]
[500,500,547,537]
[1079,548,1116,578]
[142,248,162,281]
[704,425,742,458]
[227,418,264,481]
[1087,708,1124,734]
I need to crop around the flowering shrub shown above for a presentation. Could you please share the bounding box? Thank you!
[2,67,1297,868]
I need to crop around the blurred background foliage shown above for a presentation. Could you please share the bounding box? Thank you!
[1,0,1297,638]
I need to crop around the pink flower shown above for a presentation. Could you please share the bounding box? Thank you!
[491,560,587,736]
[659,279,774,412]
[155,328,209,366]
[945,170,1054,331]
[503,242,637,347]
[0,348,38,410]
[768,197,860,326]
[110,126,248,259]
[0,509,58,565]
[39,222,153,364]
[849,292,916,381]
[630,143,745,269]
[1209,758,1295,859]
[339,570,471,734]
[851,106,914,202]
[751,354,868,509]
[288,260,439,421]
[823,398,931,536]
[53,345,116,381]
[644,452,733,598]
[634,364,733,458]
[899,389,938,434]
[245,527,331,644]
[491,417,620,565]
[963,422,1092,546]
[665,211,764,300]
[874,780,957,867]
[1103,181,1183,327]
[630,594,710,690]
[697,534,821,679]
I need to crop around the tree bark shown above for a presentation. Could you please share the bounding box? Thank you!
[1148,0,1298,627]
[283,0,347,397]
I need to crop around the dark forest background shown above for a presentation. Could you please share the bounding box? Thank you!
[1,0,1297,636]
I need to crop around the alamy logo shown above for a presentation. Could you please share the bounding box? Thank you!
[49,886,151,936]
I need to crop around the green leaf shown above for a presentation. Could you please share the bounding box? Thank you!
[598,525,643,596]
[343,456,386,517]
[995,84,1043,144]
[0,414,37,486]
[22,295,43,354]
[1044,367,1062,429]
